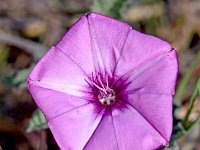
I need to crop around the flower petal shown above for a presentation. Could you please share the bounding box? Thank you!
[116,49,178,95]
[130,49,178,94]
[28,46,93,97]
[86,13,131,75]
[110,105,167,150]
[48,104,104,150]
[84,109,119,150]
[27,83,92,121]
[28,15,96,96]
[126,93,173,141]
[115,27,172,76]
[55,15,94,75]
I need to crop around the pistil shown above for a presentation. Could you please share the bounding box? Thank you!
[86,74,116,106]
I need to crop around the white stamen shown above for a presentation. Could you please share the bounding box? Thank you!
[98,75,106,91]
[99,95,115,106]
[92,81,106,93]
[85,74,116,106]
[106,74,109,90]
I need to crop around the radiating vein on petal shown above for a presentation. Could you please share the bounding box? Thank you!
[126,93,173,141]
[55,16,94,75]
[111,105,167,150]
[27,83,93,121]
[115,28,172,76]
[115,49,178,95]
[86,13,131,76]
[83,109,119,150]
[48,104,104,150]
[28,46,93,97]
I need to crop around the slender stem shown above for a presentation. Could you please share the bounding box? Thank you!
[185,116,200,131]
[182,78,200,128]
[175,50,200,103]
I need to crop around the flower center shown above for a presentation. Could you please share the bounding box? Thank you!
[98,88,115,106]
[87,74,116,106]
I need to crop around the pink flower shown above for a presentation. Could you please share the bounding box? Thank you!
[27,12,178,150]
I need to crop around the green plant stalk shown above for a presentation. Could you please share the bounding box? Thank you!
[175,50,200,103]
[185,115,200,131]
[182,78,200,128]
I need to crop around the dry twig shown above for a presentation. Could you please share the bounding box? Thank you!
[0,30,47,60]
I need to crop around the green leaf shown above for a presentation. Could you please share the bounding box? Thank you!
[91,0,125,19]
[27,109,48,132]
[4,65,33,89]
[140,0,162,4]
[140,16,163,36]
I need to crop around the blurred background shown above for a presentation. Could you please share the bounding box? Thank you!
[0,0,199,149]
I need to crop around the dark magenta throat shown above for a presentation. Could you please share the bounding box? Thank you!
[87,73,117,106]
